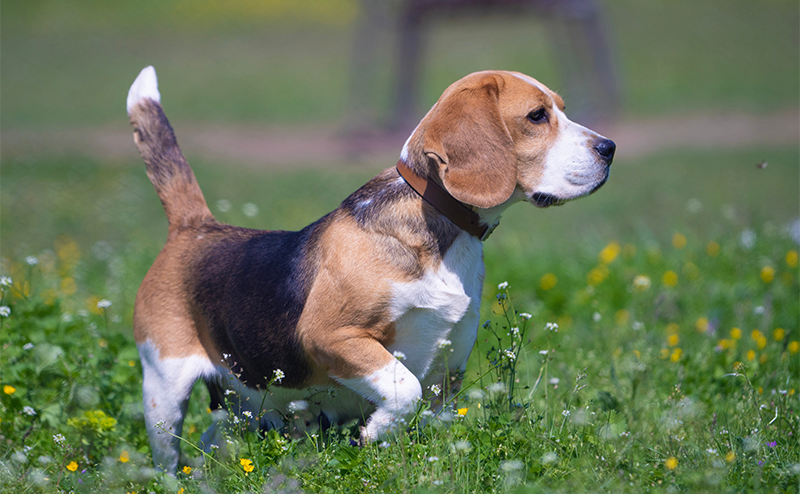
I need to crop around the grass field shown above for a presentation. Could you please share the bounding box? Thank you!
[1,145,798,493]
[1,0,799,492]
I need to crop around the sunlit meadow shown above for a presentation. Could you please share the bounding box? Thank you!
[1,217,797,493]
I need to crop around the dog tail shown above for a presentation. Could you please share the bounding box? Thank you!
[127,66,214,229]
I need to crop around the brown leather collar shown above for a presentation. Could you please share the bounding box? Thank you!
[396,159,497,241]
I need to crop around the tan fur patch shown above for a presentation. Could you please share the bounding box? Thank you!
[297,214,420,380]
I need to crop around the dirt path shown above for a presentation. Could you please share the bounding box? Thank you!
[2,109,797,168]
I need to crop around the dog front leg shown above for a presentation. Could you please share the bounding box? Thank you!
[313,333,422,443]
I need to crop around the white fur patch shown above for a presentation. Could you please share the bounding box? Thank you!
[127,66,161,115]
[337,359,422,441]
[387,232,484,380]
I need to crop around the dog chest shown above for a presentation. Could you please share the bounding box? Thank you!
[386,233,484,377]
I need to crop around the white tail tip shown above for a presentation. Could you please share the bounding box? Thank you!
[127,66,161,115]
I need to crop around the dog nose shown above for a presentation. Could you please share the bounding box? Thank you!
[593,139,616,162]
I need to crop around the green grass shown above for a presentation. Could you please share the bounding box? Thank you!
[2,0,797,128]
[1,145,798,492]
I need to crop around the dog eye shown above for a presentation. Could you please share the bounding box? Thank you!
[527,108,548,123]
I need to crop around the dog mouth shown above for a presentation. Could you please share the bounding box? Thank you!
[530,166,610,208]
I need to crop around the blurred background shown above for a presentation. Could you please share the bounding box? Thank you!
[1,0,798,316]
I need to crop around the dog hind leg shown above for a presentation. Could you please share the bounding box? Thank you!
[139,342,215,472]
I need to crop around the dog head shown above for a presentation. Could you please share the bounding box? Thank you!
[401,70,614,210]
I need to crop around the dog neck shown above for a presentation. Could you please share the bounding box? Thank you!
[396,159,499,241]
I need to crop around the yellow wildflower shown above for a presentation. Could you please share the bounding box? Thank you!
[756,336,767,349]
[665,457,678,471]
[760,266,775,284]
[725,451,736,463]
[119,450,129,463]
[659,348,670,359]
[633,349,641,359]
[695,318,709,332]
[773,328,785,341]
[182,465,192,475]
[599,243,621,264]
[3,385,16,395]
[457,407,468,416]
[787,250,798,268]
[240,458,254,473]
[718,339,733,350]
[667,334,679,347]
[66,461,78,472]
[587,265,609,286]
[730,327,741,340]
[662,271,678,287]
[670,348,682,362]
[751,329,763,341]
[129,360,136,367]
[789,341,799,354]
[539,273,558,291]
[60,277,77,295]
[683,262,700,281]
[98,339,108,349]
[706,241,720,257]
[746,350,755,361]
[672,233,687,249]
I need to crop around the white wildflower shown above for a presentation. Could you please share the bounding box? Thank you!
[519,313,532,320]
[23,406,36,416]
[421,410,434,418]
[497,281,509,290]
[541,452,558,465]
[242,203,259,217]
[232,415,240,424]
[379,441,390,449]
[429,384,441,396]
[504,349,516,361]
[0,306,10,317]
[510,327,520,337]
[427,456,439,462]
[500,459,524,472]
[453,440,472,453]
[225,389,235,395]
[753,306,765,315]
[487,382,506,395]
[632,321,644,331]
[549,378,560,385]
[0,276,11,286]
[539,350,548,355]
[633,275,651,290]
[25,256,38,266]
[562,410,570,417]
[593,312,602,322]
[96,299,112,309]
[53,434,65,446]
[740,229,756,249]
[686,198,703,214]
[545,322,559,331]
[61,313,73,323]
[241,410,253,418]
[287,400,308,413]
[23,343,34,350]
[437,339,452,349]
[216,199,231,212]
[273,369,285,383]
[393,350,406,361]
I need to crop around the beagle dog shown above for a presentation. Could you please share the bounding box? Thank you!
[126,66,614,472]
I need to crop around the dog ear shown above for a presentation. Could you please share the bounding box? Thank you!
[422,75,517,209]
